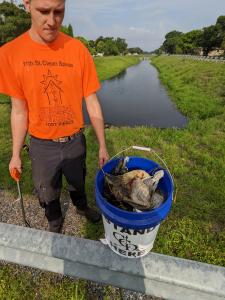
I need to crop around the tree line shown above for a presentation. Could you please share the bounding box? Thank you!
[0,1,144,56]
[0,1,31,45]
[70,35,144,56]
[156,15,225,56]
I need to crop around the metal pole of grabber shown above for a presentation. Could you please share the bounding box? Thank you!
[10,168,30,227]
[16,180,30,227]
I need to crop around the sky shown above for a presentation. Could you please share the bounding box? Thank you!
[6,0,225,51]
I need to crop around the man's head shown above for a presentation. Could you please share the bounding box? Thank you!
[23,0,65,44]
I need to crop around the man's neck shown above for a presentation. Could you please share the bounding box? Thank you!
[28,28,58,45]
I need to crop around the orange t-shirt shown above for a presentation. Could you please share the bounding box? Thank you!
[0,31,100,139]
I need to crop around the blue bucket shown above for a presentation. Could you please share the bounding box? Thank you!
[95,156,173,258]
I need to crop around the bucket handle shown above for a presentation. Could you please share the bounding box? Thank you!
[102,145,176,202]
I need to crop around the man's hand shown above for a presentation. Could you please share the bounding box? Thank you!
[99,146,109,168]
[9,155,22,174]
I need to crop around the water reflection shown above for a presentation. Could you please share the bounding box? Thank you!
[83,60,188,128]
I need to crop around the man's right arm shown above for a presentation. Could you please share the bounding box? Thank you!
[9,98,28,174]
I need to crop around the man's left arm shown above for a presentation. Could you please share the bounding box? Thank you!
[85,93,109,167]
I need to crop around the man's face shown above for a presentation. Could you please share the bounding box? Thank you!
[23,0,65,43]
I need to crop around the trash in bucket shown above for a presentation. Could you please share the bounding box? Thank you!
[95,156,173,258]
[103,156,165,211]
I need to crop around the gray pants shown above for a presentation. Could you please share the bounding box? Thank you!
[29,132,87,223]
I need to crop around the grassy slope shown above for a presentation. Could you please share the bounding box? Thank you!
[94,56,140,81]
[149,56,225,265]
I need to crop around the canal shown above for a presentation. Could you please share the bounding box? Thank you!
[84,60,188,128]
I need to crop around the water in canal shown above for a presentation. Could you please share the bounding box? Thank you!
[84,60,188,128]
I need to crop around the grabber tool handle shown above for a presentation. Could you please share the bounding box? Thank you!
[10,168,31,227]
[10,168,21,182]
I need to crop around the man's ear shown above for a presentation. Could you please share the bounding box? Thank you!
[23,0,31,13]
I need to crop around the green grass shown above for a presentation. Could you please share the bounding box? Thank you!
[0,94,10,104]
[94,56,140,81]
[0,264,121,299]
[0,265,89,300]
[0,55,225,298]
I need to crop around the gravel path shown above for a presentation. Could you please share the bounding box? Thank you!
[0,189,162,300]
[0,189,84,235]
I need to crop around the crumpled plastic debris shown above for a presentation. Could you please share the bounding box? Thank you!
[103,157,165,211]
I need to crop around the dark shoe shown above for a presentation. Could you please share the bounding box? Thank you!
[77,206,101,223]
[48,216,64,233]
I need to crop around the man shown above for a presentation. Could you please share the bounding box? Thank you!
[0,0,109,232]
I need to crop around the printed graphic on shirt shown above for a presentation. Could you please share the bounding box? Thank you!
[40,70,63,106]
[39,105,75,127]
[39,70,75,127]
[23,60,74,68]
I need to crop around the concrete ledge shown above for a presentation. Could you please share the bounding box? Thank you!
[0,222,224,300]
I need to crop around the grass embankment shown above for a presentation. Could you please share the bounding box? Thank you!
[94,55,140,81]
[0,55,224,298]
[150,56,225,265]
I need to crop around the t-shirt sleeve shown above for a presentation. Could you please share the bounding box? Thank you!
[81,46,101,98]
[0,47,25,100]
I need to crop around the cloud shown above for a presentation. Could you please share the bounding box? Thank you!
[3,0,225,51]
[112,23,167,50]
[65,0,225,50]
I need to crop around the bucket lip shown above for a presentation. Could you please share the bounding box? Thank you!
[104,155,157,164]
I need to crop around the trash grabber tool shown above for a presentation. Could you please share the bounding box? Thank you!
[10,168,30,227]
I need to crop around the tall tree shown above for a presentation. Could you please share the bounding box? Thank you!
[157,15,225,55]
[60,25,69,35]
[180,30,202,54]
[89,40,95,48]
[128,47,143,54]
[104,39,119,56]
[216,16,225,30]
[0,1,30,45]
[200,25,221,55]
[115,37,127,54]
[96,40,106,54]
[60,24,74,37]
[67,23,74,37]
[95,36,104,46]
[95,36,128,55]
[163,30,183,54]
[215,16,225,50]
